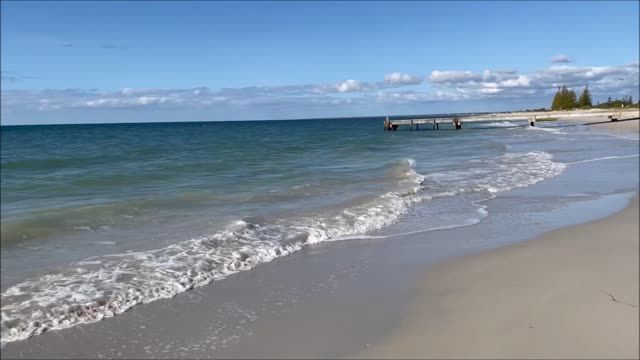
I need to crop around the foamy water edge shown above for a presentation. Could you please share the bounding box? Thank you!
[1,152,566,345]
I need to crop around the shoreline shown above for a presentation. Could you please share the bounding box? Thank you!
[556,112,640,132]
[1,124,637,358]
[501,108,640,120]
[3,193,637,359]
[358,195,639,359]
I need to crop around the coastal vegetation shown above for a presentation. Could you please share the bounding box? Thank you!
[551,85,638,110]
[592,95,638,109]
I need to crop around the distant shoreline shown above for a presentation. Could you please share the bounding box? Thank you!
[2,108,638,127]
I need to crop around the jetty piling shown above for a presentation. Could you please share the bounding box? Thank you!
[608,112,622,122]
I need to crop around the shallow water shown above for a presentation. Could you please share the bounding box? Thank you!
[1,118,638,344]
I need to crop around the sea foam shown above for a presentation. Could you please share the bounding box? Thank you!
[0,153,565,344]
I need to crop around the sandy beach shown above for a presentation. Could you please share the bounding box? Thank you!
[585,118,639,132]
[359,195,639,359]
[2,1,639,359]
[557,110,640,132]
[2,112,638,359]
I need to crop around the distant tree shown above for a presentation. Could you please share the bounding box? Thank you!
[561,86,569,105]
[568,88,577,108]
[608,96,612,103]
[560,85,570,109]
[551,85,578,110]
[551,87,561,110]
[578,86,592,107]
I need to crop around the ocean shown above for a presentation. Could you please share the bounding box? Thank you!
[1,117,638,345]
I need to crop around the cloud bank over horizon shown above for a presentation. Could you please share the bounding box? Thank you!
[2,64,638,124]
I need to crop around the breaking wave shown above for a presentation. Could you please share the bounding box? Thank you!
[1,152,566,344]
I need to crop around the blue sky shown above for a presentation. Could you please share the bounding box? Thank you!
[2,1,639,124]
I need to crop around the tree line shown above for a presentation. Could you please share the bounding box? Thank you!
[551,85,637,110]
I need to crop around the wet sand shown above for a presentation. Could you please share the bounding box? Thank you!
[2,193,637,359]
[359,196,639,359]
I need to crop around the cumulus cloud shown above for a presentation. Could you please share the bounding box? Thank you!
[428,62,639,99]
[430,70,478,84]
[550,55,573,63]
[312,80,370,94]
[2,63,637,117]
[375,90,462,104]
[2,74,420,113]
[308,73,423,94]
[429,69,520,86]
[383,72,423,85]
[0,85,360,113]
[336,79,364,92]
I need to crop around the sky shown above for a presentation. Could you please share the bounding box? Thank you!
[1,1,639,125]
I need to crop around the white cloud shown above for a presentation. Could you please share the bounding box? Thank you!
[429,69,520,86]
[550,55,573,63]
[500,76,530,88]
[311,73,422,94]
[430,70,478,84]
[428,63,639,98]
[336,79,364,93]
[375,90,464,104]
[384,72,423,85]
[2,63,637,118]
[478,88,504,94]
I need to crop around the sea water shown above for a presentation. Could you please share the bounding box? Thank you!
[1,117,638,344]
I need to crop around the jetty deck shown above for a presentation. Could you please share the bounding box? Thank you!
[383,110,628,131]
[383,116,529,131]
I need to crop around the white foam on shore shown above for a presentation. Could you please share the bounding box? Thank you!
[0,153,566,345]
[567,154,639,165]
[527,126,567,135]
[486,121,521,127]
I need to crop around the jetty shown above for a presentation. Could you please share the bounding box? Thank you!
[383,110,630,131]
[383,116,531,131]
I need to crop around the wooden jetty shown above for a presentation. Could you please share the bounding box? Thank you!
[383,110,628,131]
[383,115,533,131]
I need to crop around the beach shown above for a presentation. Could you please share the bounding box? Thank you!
[358,195,639,359]
[358,115,640,359]
[514,109,640,132]
[562,112,640,133]
[1,117,638,359]
[2,0,639,358]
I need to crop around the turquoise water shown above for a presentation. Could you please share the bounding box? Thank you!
[1,117,638,344]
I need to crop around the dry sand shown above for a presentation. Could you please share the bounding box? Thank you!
[558,111,640,133]
[358,196,639,359]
